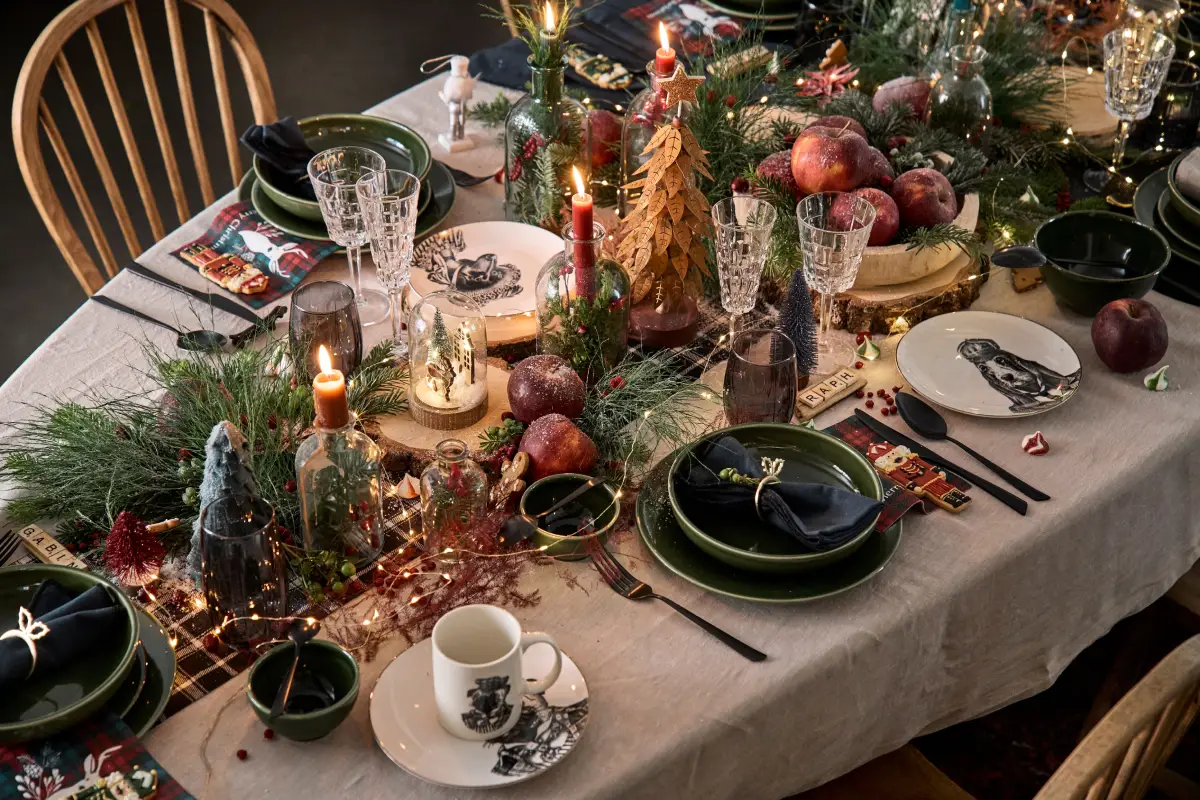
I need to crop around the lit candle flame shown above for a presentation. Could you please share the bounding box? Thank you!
[659,21,669,51]
[544,2,555,31]
[572,166,586,197]
[317,344,333,375]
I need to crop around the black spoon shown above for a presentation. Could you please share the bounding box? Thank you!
[270,617,321,720]
[92,295,228,352]
[894,392,1051,502]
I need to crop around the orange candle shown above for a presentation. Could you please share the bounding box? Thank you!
[655,22,676,76]
[571,166,595,302]
[312,345,349,429]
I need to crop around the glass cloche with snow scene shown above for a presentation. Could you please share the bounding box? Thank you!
[408,290,488,430]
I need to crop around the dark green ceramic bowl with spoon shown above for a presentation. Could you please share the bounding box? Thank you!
[667,423,882,574]
[519,474,621,560]
[0,565,139,743]
[247,639,359,741]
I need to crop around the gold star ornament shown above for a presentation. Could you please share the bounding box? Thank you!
[659,64,705,107]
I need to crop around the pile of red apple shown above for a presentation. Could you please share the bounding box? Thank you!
[756,114,960,247]
[506,354,599,481]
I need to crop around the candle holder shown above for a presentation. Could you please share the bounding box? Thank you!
[534,222,630,384]
[418,438,488,560]
[408,290,488,430]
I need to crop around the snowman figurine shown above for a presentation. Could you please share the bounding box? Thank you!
[438,55,475,153]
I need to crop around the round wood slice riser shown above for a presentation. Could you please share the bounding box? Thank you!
[831,251,986,334]
[853,193,980,289]
[409,395,489,431]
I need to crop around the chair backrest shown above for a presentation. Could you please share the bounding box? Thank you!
[13,0,277,295]
[1035,634,1200,800]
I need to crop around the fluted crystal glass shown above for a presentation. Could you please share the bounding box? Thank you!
[358,168,420,358]
[712,197,777,338]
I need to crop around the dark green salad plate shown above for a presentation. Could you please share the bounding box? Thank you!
[639,454,901,603]
[104,644,148,719]
[122,607,176,737]
[1157,189,1200,262]
[1167,151,1200,229]
[0,565,139,743]
[254,113,432,221]
[1134,167,1200,266]
[667,423,883,574]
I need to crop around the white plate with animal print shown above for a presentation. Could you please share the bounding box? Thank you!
[896,311,1082,418]
[370,637,589,788]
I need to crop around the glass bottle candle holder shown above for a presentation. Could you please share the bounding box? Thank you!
[200,494,287,645]
[535,222,630,384]
[619,61,694,216]
[295,413,384,567]
[419,439,489,559]
[927,45,993,151]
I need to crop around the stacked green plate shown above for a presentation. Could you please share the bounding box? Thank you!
[1133,165,1200,303]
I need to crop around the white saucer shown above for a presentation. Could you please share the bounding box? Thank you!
[370,637,589,788]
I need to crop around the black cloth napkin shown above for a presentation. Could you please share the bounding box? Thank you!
[0,580,123,690]
[674,436,884,552]
[240,117,318,200]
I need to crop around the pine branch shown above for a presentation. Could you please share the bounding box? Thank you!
[903,223,982,259]
[481,2,576,68]
[468,94,513,128]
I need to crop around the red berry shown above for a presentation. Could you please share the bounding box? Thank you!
[893,386,902,393]
[855,389,865,399]
[865,400,874,409]
[577,324,588,334]
[855,333,865,345]
[284,479,297,494]
[887,398,895,407]
[881,406,890,416]
[266,414,277,430]
[236,749,248,761]
[880,175,893,189]
[855,361,864,369]
[867,392,874,398]
[672,117,682,128]
[706,89,716,102]
[724,94,736,107]
[609,375,626,390]
[264,729,275,740]
[177,448,192,462]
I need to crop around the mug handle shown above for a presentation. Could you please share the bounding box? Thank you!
[519,632,563,696]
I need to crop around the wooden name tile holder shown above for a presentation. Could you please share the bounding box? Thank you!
[795,367,866,421]
[14,523,89,569]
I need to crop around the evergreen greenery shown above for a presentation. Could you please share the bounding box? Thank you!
[537,265,626,383]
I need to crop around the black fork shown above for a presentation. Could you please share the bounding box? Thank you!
[591,545,767,662]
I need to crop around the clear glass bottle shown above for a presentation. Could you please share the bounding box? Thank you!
[618,61,694,216]
[295,414,384,566]
[931,0,977,79]
[535,222,630,384]
[419,439,489,557]
[504,57,591,231]
[927,45,992,151]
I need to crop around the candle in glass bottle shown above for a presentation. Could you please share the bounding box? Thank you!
[570,166,595,301]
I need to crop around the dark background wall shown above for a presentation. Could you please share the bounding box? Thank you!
[1,0,507,381]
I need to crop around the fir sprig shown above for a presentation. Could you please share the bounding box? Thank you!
[903,223,982,259]
[468,94,513,127]
[484,2,576,68]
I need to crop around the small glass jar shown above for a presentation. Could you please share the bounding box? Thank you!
[504,58,592,231]
[618,61,694,217]
[926,45,992,151]
[535,222,630,384]
[408,290,489,430]
[419,439,489,557]
[295,414,384,566]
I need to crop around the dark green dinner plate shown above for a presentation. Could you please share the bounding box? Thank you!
[254,113,432,221]
[1157,189,1200,260]
[0,566,139,743]
[1167,152,1200,229]
[122,607,176,737]
[1133,168,1200,267]
[638,455,901,603]
[104,644,148,719]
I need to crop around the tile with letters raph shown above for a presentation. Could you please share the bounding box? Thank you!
[795,366,867,421]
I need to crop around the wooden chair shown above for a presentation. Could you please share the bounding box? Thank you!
[13,0,277,295]
[799,634,1200,800]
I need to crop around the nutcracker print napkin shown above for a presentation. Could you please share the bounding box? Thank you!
[0,713,193,799]
[171,202,338,309]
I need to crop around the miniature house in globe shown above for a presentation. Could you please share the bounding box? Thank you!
[408,290,488,430]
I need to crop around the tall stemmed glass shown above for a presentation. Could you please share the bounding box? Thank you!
[357,169,421,359]
[795,192,876,377]
[1083,28,1175,204]
[307,146,389,326]
[712,197,777,339]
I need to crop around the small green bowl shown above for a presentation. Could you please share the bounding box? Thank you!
[668,423,883,575]
[1034,211,1169,316]
[246,640,359,741]
[519,474,620,560]
[1167,150,1200,229]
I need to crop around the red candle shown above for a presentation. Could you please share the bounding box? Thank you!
[312,345,349,429]
[571,166,595,302]
[655,22,676,76]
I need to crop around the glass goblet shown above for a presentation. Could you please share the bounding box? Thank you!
[712,196,777,339]
[307,146,390,326]
[723,328,798,425]
[289,280,363,378]
[795,192,876,376]
[357,169,421,360]
[200,494,287,646]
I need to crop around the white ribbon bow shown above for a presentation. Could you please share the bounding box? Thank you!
[1,606,50,678]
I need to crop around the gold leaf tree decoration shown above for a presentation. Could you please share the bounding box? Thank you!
[617,114,714,306]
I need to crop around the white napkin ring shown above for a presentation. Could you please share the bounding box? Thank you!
[753,458,785,521]
[1,607,50,678]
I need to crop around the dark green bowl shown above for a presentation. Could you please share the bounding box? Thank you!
[0,565,139,743]
[246,639,359,741]
[667,424,883,574]
[1034,211,1170,316]
[519,474,620,560]
[1167,151,1200,229]
[254,113,432,221]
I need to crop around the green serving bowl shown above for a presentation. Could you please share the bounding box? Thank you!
[254,113,432,221]
[519,474,620,561]
[667,423,883,575]
[247,639,359,741]
[0,565,139,743]
[1167,150,1200,229]
[1034,211,1170,316]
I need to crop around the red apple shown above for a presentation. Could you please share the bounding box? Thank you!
[791,128,873,196]
[891,168,957,229]
[588,109,622,168]
[863,147,894,188]
[872,76,932,119]
[851,188,900,246]
[1091,298,1168,372]
[507,354,586,423]
[518,413,598,480]
[807,115,867,140]
[756,150,802,198]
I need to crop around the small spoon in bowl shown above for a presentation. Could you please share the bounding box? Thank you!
[270,617,321,720]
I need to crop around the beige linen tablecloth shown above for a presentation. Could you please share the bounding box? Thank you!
[3,77,1200,799]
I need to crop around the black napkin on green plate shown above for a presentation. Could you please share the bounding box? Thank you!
[674,436,884,551]
[240,117,317,200]
[0,580,122,689]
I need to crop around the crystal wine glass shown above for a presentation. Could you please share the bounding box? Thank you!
[712,196,777,339]
[1083,28,1175,204]
[307,146,389,326]
[357,168,421,359]
[795,192,876,377]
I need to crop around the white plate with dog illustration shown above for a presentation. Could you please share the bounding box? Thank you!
[370,637,589,788]
[896,311,1082,418]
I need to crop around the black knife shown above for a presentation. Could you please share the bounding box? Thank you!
[125,262,265,327]
[854,409,1028,516]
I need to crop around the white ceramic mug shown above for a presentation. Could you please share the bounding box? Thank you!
[431,604,563,741]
